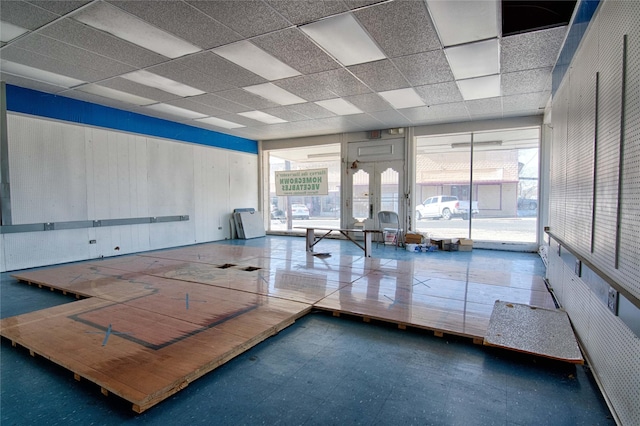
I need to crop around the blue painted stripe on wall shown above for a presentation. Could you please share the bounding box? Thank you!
[5,85,258,154]
[552,0,601,95]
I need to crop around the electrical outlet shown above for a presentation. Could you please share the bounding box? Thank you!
[89,240,96,244]
[574,260,581,277]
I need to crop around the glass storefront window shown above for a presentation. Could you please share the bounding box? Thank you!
[415,127,539,243]
[267,144,341,232]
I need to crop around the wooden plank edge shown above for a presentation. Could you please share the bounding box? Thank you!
[312,307,483,343]
[13,278,89,300]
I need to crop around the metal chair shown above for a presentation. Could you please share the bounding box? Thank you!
[377,210,403,249]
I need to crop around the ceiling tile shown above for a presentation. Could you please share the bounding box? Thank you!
[2,46,96,82]
[414,82,463,106]
[503,92,548,113]
[173,52,266,89]
[64,88,150,110]
[501,26,566,73]
[164,98,228,117]
[216,113,266,127]
[26,1,90,15]
[1,0,59,29]
[466,97,502,116]
[392,50,454,86]
[189,93,251,114]
[145,61,231,93]
[266,0,349,25]
[39,18,166,68]
[274,75,338,102]
[97,78,181,103]
[0,72,68,94]
[343,93,392,113]
[418,102,470,124]
[187,0,290,38]
[346,0,387,9]
[313,68,372,97]
[252,28,340,75]
[109,1,242,50]
[348,59,409,92]
[286,102,336,119]
[402,103,470,124]
[502,68,552,96]
[215,89,281,110]
[368,109,413,127]
[345,113,384,130]
[354,0,440,58]
[261,106,310,122]
[13,33,134,78]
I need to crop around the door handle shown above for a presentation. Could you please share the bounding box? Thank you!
[369,204,373,219]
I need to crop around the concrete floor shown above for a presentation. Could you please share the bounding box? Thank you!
[1,236,615,425]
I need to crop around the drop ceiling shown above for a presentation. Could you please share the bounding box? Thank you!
[0,0,573,141]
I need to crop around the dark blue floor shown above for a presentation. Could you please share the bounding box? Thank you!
[1,237,615,425]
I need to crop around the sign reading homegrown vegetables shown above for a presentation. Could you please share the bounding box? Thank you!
[275,168,328,196]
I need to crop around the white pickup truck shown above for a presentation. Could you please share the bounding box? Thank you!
[416,195,479,220]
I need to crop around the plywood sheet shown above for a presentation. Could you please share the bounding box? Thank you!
[483,301,584,363]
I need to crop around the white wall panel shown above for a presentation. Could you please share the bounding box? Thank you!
[8,115,87,224]
[193,146,229,242]
[147,138,194,217]
[228,151,258,211]
[3,229,90,270]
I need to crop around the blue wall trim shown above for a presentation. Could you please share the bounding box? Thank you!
[5,85,258,154]
[552,0,601,95]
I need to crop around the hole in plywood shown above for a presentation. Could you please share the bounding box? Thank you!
[218,264,236,269]
[243,266,261,272]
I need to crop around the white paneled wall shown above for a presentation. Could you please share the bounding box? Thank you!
[0,114,258,271]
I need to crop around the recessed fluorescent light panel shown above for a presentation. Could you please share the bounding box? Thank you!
[213,41,301,81]
[121,70,205,97]
[238,111,287,124]
[145,103,208,119]
[426,0,499,47]
[1,21,29,42]
[196,117,245,129]
[457,74,501,100]
[379,88,425,109]
[77,84,156,105]
[0,60,85,88]
[445,39,499,80]
[73,2,201,58]
[300,13,386,66]
[243,83,306,106]
[315,98,364,115]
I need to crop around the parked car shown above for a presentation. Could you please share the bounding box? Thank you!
[518,198,538,210]
[290,204,310,220]
[416,195,479,220]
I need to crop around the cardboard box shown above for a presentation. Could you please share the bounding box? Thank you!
[458,238,473,246]
[458,245,472,251]
[404,233,423,244]
[432,238,452,251]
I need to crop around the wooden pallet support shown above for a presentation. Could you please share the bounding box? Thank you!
[473,337,483,345]
[101,387,109,397]
[398,323,406,330]
[363,316,371,323]
[74,373,81,382]
[434,331,444,338]
[29,349,35,357]
[332,311,340,317]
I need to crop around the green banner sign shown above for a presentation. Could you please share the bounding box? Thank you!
[275,168,328,196]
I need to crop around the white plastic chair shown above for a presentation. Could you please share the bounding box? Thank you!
[377,211,403,249]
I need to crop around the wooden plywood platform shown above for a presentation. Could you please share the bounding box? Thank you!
[2,262,311,412]
[1,243,565,412]
[483,301,584,364]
